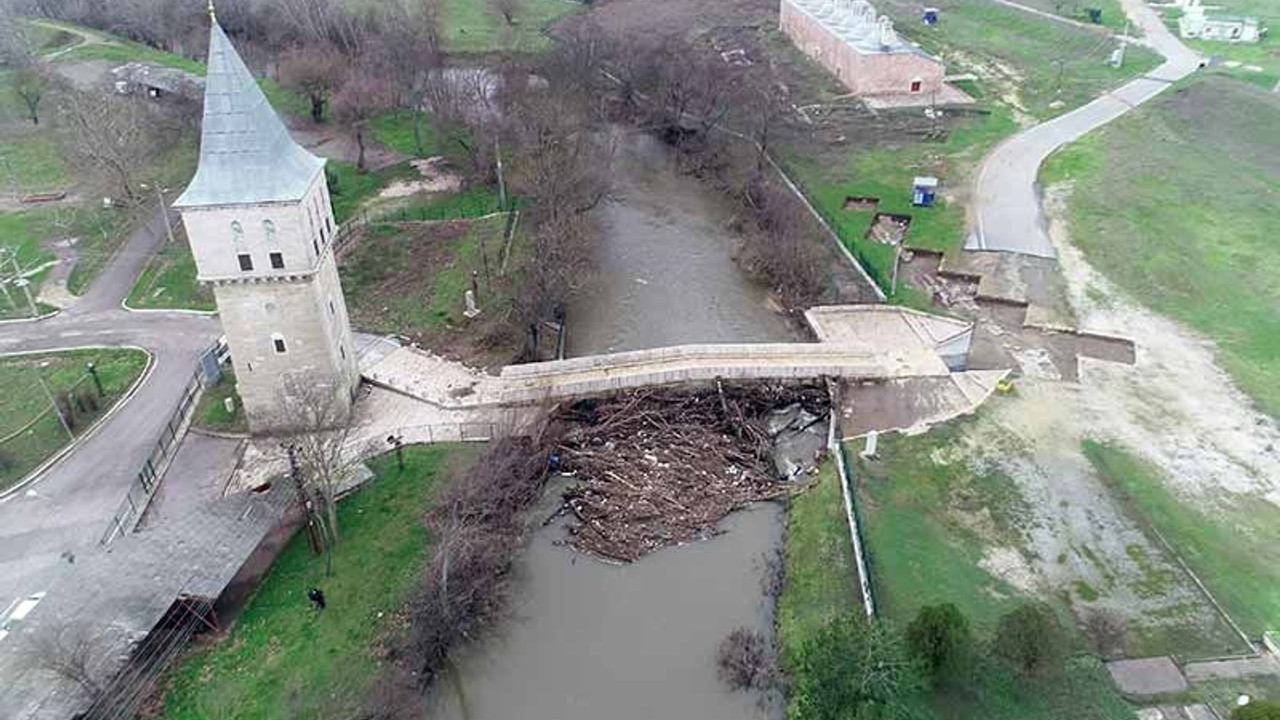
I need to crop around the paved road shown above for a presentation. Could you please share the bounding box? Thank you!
[966,0,1202,257]
[0,209,218,620]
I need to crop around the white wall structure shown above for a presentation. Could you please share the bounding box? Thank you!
[1178,3,1264,43]
[780,0,946,97]
[176,18,359,433]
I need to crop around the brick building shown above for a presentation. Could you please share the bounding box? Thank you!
[780,0,946,98]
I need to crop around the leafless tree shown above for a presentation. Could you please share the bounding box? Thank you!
[277,379,359,567]
[399,423,556,686]
[489,0,521,26]
[25,623,109,703]
[55,90,169,201]
[13,63,52,125]
[333,63,395,172]
[278,42,345,123]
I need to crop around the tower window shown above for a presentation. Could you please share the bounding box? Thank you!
[237,253,253,271]
[329,299,335,316]
[269,252,285,269]
[910,79,923,93]
[272,334,287,354]
[326,216,332,234]
[263,219,277,243]
[313,237,319,256]
[340,344,346,360]
[231,220,244,243]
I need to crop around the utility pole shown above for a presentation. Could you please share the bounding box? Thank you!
[1111,20,1130,69]
[143,184,177,244]
[38,372,74,440]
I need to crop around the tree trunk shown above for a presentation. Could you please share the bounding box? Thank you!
[355,127,367,172]
[311,94,325,123]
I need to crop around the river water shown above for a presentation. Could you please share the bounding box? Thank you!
[433,128,796,720]
[564,128,797,356]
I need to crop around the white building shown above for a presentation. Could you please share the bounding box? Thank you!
[176,15,360,434]
[1178,2,1264,43]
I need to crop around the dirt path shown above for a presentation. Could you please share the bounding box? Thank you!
[937,186,1280,659]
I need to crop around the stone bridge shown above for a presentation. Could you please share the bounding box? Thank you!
[362,305,980,409]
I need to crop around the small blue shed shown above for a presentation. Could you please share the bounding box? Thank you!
[912,176,939,207]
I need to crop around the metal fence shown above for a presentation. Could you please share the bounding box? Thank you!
[100,343,226,545]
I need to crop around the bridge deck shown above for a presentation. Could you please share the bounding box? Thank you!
[362,306,973,409]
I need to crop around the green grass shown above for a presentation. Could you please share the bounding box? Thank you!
[1042,76,1280,417]
[0,135,70,194]
[371,110,441,158]
[1084,440,1280,639]
[777,461,859,671]
[0,205,129,306]
[441,0,583,54]
[879,0,1161,120]
[389,186,506,222]
[1166,0,1280,88]
[127,234,215,312]
[326,162,420,224]
[193,371,246,433]
[342,214,508,335]
[783,107,1017,298]
[854,425,1032,631]
[0,348,148,490]
[64,206,135,296]
[159,444,481,720]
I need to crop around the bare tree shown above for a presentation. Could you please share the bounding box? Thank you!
[25,624,109,703]
[278,42,346,123]
[13,63,50,125]
[333,63,395,172]
[55,90,168,201]
[279,380,359,568]
[490,0,521,26]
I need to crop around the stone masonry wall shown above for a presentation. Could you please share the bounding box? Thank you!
[780,0,945,96]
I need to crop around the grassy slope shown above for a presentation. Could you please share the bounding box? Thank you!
[127,234,215,312]
[1084,441,1280,638]
[777,461,859,670]
[441,0,582,54]
[1168,0,1280,88]
[160,445,480,720]
[855,427,1029,631]
[783,0,1158,299]
[1042,76,1280,417]
[342,214,507,335]
[855,428,1133,720]
[193,371,245,433]
[0,348,148,490]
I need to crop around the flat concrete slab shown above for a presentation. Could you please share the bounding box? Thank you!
[1108,657,1189,697]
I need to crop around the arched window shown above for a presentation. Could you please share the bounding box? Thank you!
[231,220,244,243]
[263,219,277,243]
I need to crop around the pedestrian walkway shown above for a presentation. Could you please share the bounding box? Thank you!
[965,0,1201,257]
[364,306,975,409]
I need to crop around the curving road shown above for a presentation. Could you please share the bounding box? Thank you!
[966,0,1202,257]
[0,210,219,616]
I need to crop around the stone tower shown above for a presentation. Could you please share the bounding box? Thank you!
[176,17,359,434]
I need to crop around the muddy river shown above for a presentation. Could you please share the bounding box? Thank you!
[564,128,797,356]
[432,129,796,720]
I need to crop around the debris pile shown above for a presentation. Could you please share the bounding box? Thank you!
[554,383,829,563]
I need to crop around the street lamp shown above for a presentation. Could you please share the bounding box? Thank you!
[140,183,177,245]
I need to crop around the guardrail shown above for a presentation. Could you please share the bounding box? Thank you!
[100,342,226,545]
[827,379,876,618]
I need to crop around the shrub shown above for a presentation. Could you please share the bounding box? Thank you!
[791,613,921,720]
[906,603,971,683]
[992,602,1066,678]
[1234,701,1280,720]
[716,627,773,691]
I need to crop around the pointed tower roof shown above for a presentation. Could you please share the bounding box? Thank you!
[175,21,325,209]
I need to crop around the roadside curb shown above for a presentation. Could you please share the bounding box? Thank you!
[0,309,61,325]
[120,298,218,317]
[189,425,251,440]
[0,347,156,503]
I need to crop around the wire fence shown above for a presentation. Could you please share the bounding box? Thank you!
[99,343,226,545]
